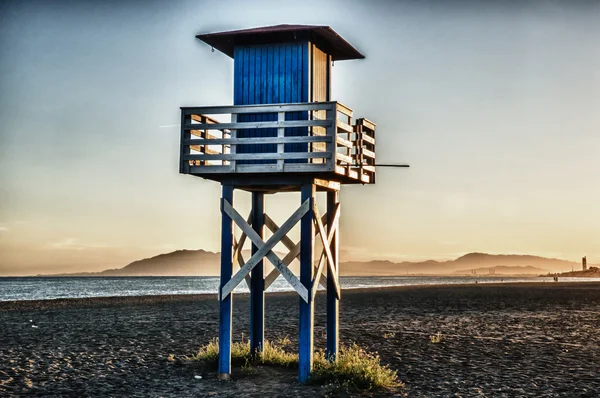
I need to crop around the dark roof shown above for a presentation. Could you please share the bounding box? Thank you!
[196,24,364,61]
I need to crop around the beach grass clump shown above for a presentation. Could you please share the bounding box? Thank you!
[190,338,251,366]
[191,336,296,368]
[191,338,219,364]
[190,338,402,392]
[260,339,297,367]
[429,332,443,344]
[312,344,402,391]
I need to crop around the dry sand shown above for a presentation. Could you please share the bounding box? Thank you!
[1,282,599,397]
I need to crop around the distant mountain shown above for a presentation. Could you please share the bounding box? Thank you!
[339,252,577,276]
[453,265,548,276]
[44,250,221,277]
[339,259,443,276]
[42,251,580,277]
[99,249,220,276]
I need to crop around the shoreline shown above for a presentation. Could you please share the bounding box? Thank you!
[3,273,595,278]
[2,280,599,310]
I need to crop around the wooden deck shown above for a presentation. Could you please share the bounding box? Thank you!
[179,101,376,187]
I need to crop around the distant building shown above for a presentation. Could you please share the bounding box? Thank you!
[582,256,587,271]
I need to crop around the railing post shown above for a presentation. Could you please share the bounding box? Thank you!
[355,122,363,177]
[345,110,351,167]
[277,111,285,172]
[326,104,336,172]
[299,183,315,383]
[180,110,191,174]
[230,113,237,172]
[199,115,207,167]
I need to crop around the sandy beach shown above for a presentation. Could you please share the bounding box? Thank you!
[1,282,599,397]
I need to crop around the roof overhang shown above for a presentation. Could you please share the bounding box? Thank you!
[196,24,364,61]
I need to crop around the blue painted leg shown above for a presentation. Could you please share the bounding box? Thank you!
[250,192,265,356]
[299,183,315,383]
[218,184,234,379]
[326,190,340,361]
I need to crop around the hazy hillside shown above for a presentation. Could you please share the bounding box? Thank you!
[44,250,579,277]
[98,249,220,276]
[47,249,291,277]
[453,265,548,276]
[340,253,577,276]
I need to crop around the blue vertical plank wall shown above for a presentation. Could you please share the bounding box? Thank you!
[233,42,309,164]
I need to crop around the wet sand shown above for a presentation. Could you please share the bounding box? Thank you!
[1,282,599,397]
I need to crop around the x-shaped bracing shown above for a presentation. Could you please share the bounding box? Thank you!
[220,199,340,303]
[232,212,252,290]
[263,213,328,292]
[311,202,341,300]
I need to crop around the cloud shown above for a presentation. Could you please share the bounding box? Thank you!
[0,226,8,233]
[47,238,81,250]
[46,238,109,251]
[439,241,458,246]
[144,243,177,251]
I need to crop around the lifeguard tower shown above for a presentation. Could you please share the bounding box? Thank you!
[179,25,377,382]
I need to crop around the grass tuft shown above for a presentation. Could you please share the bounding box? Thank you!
[312,344,402,391]
[260,340,297,367]
[189,338,250,366]
[429,332,443,344]
[189,338,402,392]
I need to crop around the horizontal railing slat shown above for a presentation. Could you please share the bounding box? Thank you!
[184,152,332,161]
[184,136,333,146]
[336,136,352,148]
[189,163,333,174]
[360,134,375,145]
[362,148,376,159]
[190,130,221,140]
[184,119,331,131]
[357,118,376,130]
[190,146,221,154]
[335,102,353,118]
[191,114,220,125]
[336,153,353,165]
[182,102,336,115]
[359,165,376,172]
[337,121,353,134]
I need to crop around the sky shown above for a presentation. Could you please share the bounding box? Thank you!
[0,0,599,275]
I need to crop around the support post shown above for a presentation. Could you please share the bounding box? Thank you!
[180,111,191,174]
[250,192,265,356]
[299,183,315,383]
[326,190,340,361]
[218,184,234,379]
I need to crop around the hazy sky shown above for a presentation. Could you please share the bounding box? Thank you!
[1,0,599,275]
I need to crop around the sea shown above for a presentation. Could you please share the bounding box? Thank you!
[0,275,597,302]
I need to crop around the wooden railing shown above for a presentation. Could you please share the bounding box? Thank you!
[179,101,376,183]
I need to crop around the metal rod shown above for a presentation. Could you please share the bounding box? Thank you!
[375,164,410,168]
